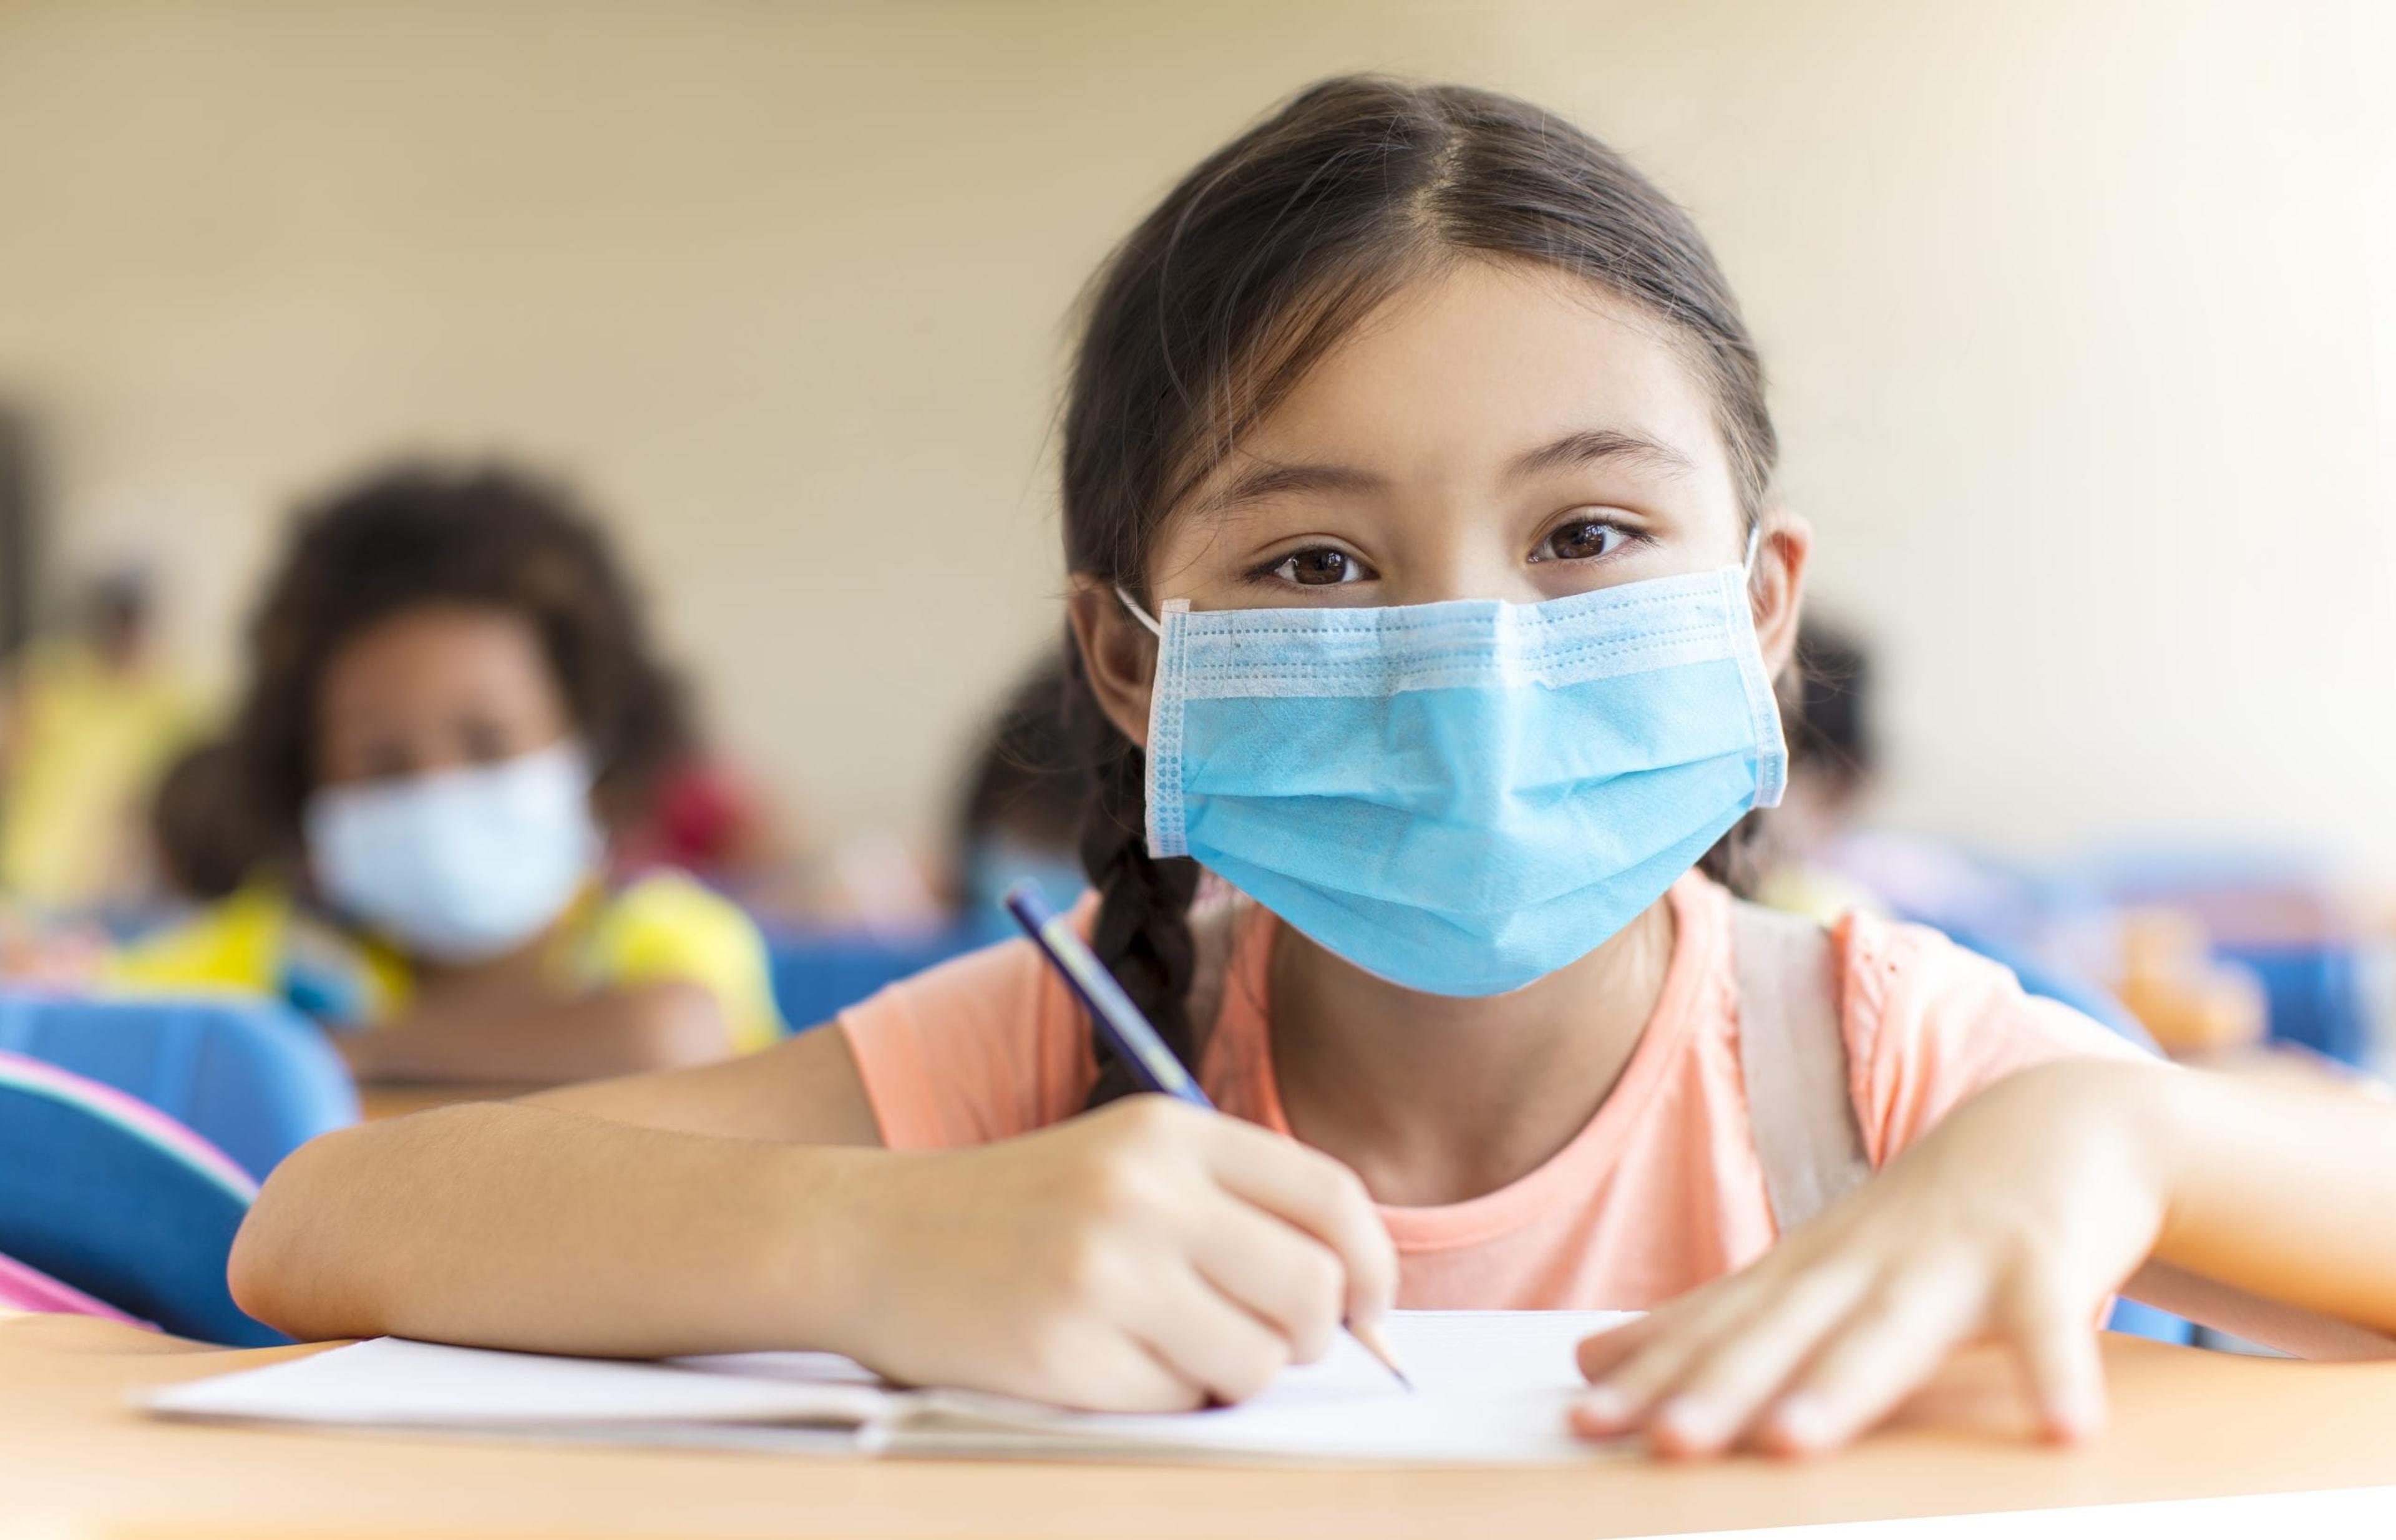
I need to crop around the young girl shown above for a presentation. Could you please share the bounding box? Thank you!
[231,79,2396,1456]
[114,463,783,1083]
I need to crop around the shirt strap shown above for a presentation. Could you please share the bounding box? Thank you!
[1731,900,1871,1234]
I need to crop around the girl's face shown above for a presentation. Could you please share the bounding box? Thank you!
[314,603,573,789]
[1075,258,1809,743]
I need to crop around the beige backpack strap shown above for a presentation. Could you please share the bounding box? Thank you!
[1731,900,1871,1235]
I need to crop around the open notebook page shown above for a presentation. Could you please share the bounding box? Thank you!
[146,1309,1639,1466]
[899,1310,1632,1462]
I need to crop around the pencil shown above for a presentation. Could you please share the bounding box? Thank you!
[1003,880,1414,1393]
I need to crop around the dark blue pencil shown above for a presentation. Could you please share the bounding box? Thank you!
[1002,880,1412,1391]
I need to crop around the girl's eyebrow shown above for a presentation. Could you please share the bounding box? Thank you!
[1202,459,1386,514]
[1507,428,1695,481]
[1206,428,1693,514]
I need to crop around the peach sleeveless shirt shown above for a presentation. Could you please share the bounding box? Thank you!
[839,874,2142,1310]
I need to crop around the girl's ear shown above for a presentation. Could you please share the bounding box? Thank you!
[1749,509,1812,679]
[1067,576,1159,750]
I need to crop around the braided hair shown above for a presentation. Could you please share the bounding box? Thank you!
[1060,77,1781,1106]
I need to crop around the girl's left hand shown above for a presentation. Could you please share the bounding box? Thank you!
[1572,1060,2171,1458]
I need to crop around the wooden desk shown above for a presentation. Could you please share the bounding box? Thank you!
[6,1315,2394,1539]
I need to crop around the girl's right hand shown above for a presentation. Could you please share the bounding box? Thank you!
[825,1095,1396,1411]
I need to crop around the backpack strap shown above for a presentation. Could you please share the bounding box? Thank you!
[1731,901,1872,1234]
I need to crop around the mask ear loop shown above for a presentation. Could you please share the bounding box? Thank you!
[1114,585,1165,638]
[1741,522,1763,578]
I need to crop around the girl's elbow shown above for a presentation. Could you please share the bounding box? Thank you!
[225,1202,293,1333]
[226,1128,373,1339]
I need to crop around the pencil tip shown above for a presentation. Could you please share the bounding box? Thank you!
[1348,1318,1414,1393]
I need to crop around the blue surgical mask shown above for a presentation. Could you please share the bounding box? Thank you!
[305,740,604,964]
[1121,557,1785,997]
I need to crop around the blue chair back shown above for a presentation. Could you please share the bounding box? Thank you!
[0,993,358,1181]
[2214,942,2370,1067]
[767,927,984,1034]
[0,1050,285,1346]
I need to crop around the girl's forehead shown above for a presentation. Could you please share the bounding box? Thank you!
[1245,260,1728,474]
[318,604,555,709]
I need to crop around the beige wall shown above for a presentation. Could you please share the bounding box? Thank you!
[2,0,2391,866]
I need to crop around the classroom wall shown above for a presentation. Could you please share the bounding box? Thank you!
[1,0,2391,869]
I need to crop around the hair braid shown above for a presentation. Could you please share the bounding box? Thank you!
[1070,653,1201,1109]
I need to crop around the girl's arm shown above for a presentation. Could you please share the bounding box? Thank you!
[337,980,735,1085]
[230,1026,1397,1410]
[2120,1066,2396,1350]
[1572,1059,2396,1458]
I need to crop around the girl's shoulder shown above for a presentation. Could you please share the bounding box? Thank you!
[575,869,767,960]
[107,884,291,995]
[565,870,783,1050]
[838,888,1257,1151]
[105,882,410,1027]
[835,900,1098,1149]
[1828,907,2151,1169]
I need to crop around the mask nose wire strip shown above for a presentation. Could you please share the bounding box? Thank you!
[1115,585,1165,638]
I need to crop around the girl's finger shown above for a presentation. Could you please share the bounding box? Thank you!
[1187,1193,1348,1364]
[2005,1274,2108,1444]
[1571,1271,1787,1435]
[1124,1262,1295,1407]
[1202,1121,1397,1325]
[1574,1312,1667,1383]
[1626,1262,1877,1457]
[1756,1263,1988,1456]
[1036,1322,1208,1413]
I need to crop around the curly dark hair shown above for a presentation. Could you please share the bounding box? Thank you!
[229,460,691,865]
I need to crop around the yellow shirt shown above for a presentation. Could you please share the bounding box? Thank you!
[0,640,197,908]
[108,870,784,1053]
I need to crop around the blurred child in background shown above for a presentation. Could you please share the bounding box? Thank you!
[947,653,1089,938]
[0,570,198,913]
[112,462,782,1083]
[148,739,265,907]
[1754,618,1884,925]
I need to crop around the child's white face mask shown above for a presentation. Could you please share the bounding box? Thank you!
[1119,547,1785,997]
[305,739,603,964]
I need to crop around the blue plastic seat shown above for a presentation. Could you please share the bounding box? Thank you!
[0,992,358,1181]
[767,927,984,1035]
[2214,941,2370,1067]
[0,1049,284,1346]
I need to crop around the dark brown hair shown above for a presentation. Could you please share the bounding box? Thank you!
[954,651,1088,863]
[228,460,690,870]
[1061,76,1780,1106]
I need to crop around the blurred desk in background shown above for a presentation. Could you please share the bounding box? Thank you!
[6,1313,2396,1538]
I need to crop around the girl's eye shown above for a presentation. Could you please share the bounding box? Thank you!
[460,721,522,764]
[1268,547,1370,587]
[356,744,416,781]
[1534,517,1630,563]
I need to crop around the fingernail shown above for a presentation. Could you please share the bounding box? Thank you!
[1576,1385,1632,1428]
[1770,1393,1834,1453]
[2044,1392,2103,1443]
[1657,1396,1726,1450]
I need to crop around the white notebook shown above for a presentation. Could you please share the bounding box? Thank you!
[145,1309,1635,1466]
